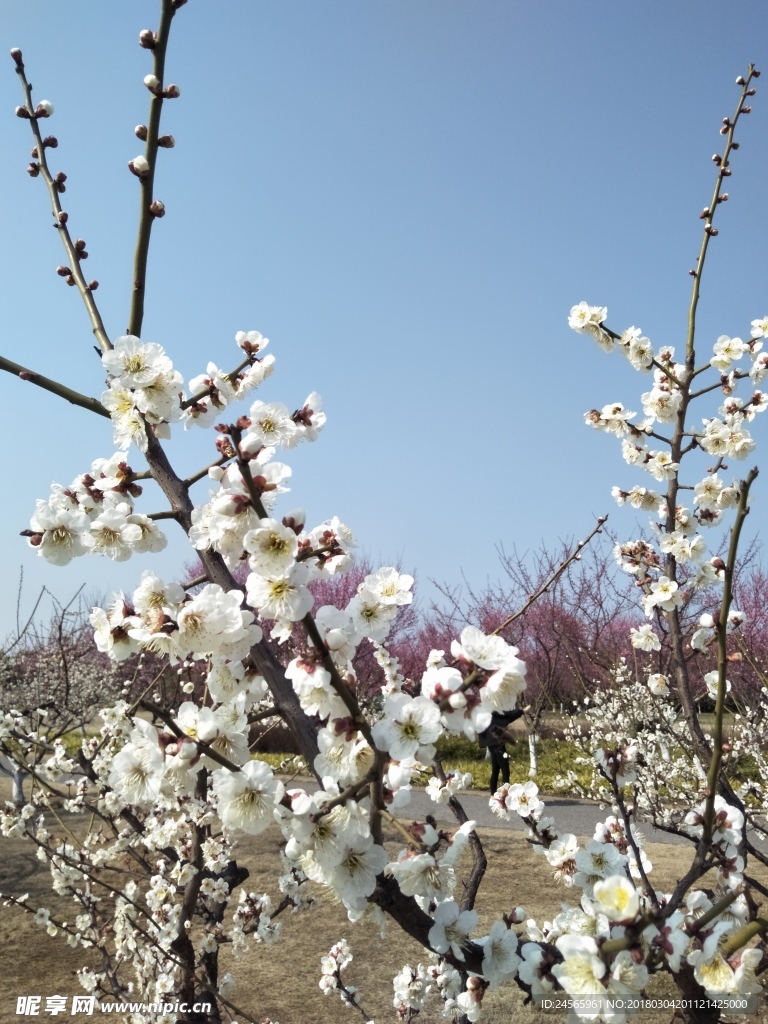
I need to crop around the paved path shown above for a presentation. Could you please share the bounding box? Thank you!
[286,778,768,848]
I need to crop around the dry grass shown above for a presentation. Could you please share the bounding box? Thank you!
[0,787,766,1023]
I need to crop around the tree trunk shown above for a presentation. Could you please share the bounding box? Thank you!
[528,732,539,777]
[11,765,26,807]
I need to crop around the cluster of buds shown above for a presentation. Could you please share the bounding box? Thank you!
[143,74,180,99]
[15,98,53,120]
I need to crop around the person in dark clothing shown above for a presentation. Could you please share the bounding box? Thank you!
[478,709,525,795]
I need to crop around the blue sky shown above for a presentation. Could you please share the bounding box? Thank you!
[1,1,767,627]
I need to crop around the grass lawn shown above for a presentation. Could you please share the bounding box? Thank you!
[255,734,598,796]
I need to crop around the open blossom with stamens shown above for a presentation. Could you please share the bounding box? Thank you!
[102,335,172,389]
[371,693,441,761]
[630,623,661,651]
[90,503,142,561]
[642,576,682,616]
[174,584,261,659]
[361,567,414,605]
[428,900,478,960]
[552,934,606,998]
[29,500,93,565]
[246,563,314,622]
[240,400,299,452]
[243,518,298,576]
[108,727,164,807]
[90,598,141,662]
[386,852,455,900]
[213,760,284,835]
[346,588,397,643]
[592,875,640,922]
[328,836,387,903]
[480,920,521,987]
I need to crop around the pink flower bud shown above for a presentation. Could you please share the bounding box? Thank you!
[163,84,180,99]
[149,200,165,218]
[135,124,148,140]
[15,105,30,119]
[10,48,23,68]
[157,134,175,148]
[139,29,156,49]
[129,155,150,178]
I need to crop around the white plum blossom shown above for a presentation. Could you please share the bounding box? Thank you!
[247,563,314,622]
[630,623,661,651]
[428,900,478,960]
[592,875,640,922]
[371,694,441,761]
[28,501,93,565]
[213,760,284,835]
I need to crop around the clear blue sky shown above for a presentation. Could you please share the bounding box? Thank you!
[1,1,767,627]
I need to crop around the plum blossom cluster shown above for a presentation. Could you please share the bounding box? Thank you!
[26,453,166,565]
[571,302,763,638]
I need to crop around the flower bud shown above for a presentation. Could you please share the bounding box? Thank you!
[722,167,732,176]
[129,155,150,178]
[747,87,756,96]
[282,508,306,534]
[736,75,746,85]
[720,125,729,135]
[26,162,40,177]
[157,134,175,148]
[35,100,54,118]
[742,105,752,113]
[163,84,180,98]
[712,153,722,164]
[42,135,57,148]
[56,265,71,277]
[144,74,160,92]
[88,280,99,291]
[135,124,148,141]
[15,105,30,119]
[139,29,156,49]
[57,211,68,224]
[10,48,23,68]
[511,906,526,923]
[65,275,75,286]
[74,238,86,252]
[731,141,740,149]
[149,199,166,218]
[754,69,761,78]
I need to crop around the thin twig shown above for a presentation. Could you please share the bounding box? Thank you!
[0,355,109,417]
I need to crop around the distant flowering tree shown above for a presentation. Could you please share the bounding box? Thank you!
[1,6,767,1021]
[0,586,125,805]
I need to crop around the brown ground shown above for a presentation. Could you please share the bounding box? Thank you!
[1,785,766,1023]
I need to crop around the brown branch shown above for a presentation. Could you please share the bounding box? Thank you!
[489,515,608,637]
[0,355,109,417]
[128,0,181,337]
[12,55,111,352]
